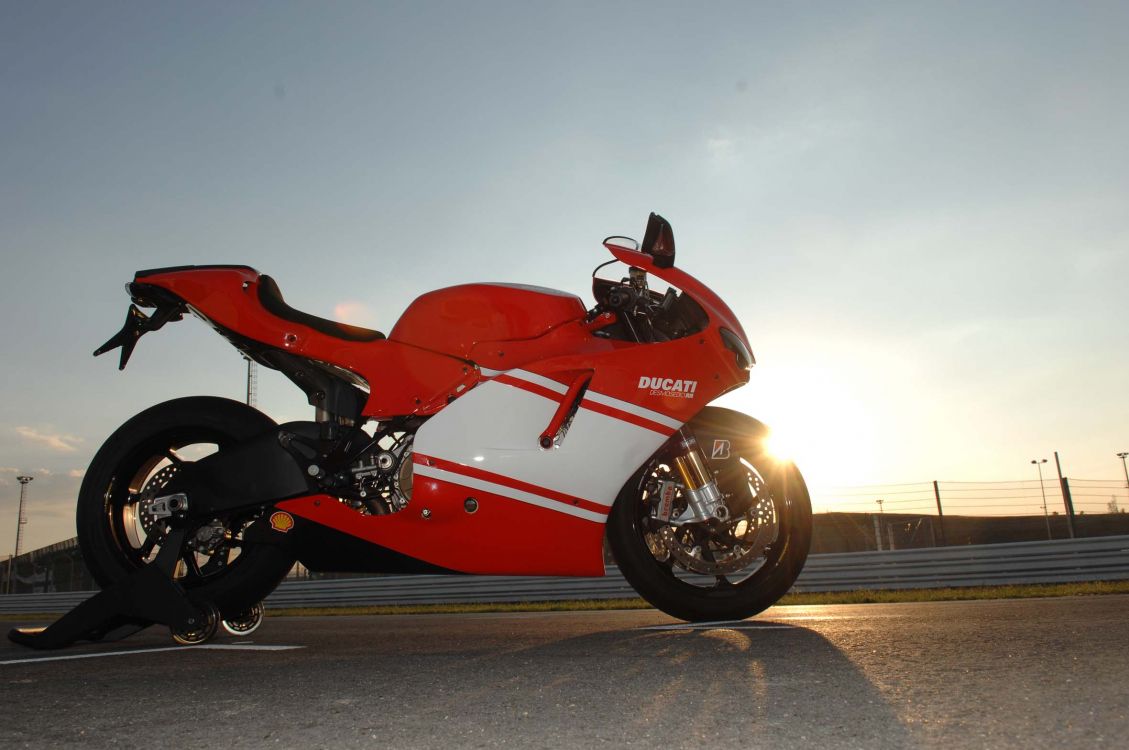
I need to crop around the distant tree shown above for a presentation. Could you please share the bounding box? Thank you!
[1108,496,1122,514]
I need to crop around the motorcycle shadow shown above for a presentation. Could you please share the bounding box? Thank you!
[435,617,915,748]
[0,613,917,748]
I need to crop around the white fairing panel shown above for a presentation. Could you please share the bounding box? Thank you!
[414,375,677,519]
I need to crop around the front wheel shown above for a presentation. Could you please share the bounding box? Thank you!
[607,407,812,622]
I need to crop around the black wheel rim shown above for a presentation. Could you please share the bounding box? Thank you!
[102,426,257,587]
[632,450,796,594]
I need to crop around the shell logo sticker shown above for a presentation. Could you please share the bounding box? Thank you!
[269,511,295,533]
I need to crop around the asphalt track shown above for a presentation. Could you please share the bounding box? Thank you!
[1,596,1127,749]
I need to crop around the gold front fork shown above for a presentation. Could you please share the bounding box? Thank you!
[674,432,728,521]
[674,449,712,491]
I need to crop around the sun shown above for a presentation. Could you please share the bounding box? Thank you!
[715,364,879,494]
[763,424,801,463]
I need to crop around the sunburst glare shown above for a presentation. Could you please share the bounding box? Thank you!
[718,363,879,497]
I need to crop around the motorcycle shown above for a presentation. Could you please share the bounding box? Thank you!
[57,213,811,644]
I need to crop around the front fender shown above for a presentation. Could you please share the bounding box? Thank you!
[682,406,771,458]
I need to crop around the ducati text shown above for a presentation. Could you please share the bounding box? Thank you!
[637,376,698,399]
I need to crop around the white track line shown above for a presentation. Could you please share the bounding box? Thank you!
[0,643,303,666]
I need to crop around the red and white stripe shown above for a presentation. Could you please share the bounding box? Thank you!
[413,367,680,525]
[414,453,609,523]
[484,368,682,436]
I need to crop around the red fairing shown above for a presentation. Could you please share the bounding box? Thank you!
[277,489,607,576]
[126,244,754,576]
[135,267,479,418]
[389,283,587,359]
[607,245,753,352]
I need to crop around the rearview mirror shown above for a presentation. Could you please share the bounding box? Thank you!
[641,212,675,268]
[603,236,639,252]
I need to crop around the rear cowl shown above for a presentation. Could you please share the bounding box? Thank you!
[389,283,586,360]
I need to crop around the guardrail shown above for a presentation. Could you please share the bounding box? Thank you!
[791,534,1129,591]
[1,535,1126,614]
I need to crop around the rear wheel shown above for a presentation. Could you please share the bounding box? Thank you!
[608,407,811,622]
[77,397,295,618]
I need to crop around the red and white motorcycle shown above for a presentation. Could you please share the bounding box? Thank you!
[62,213,810,643]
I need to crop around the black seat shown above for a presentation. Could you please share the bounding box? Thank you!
[258,275,385,342]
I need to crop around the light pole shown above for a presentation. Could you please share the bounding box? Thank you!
[244,355,258,408]
[1118,452,1129,490]
[871,499,885,551]
[6,475,32,595]
[1053,451,1076,539]
[1031,459,1051,541]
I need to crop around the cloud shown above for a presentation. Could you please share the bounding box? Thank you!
[705,136,738,167]
[333,301,378,327]
[0,467,45,485]
[15,427,83,453]
[68,469,85,478]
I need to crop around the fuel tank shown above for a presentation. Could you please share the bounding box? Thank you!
[389,283,587,360]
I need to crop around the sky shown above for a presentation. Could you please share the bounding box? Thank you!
[2,1,1127,550]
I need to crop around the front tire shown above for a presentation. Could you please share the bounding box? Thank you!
[77,397,295,618]
[608,407,812,622]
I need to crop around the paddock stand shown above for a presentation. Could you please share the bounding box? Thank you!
[7,528,216,650]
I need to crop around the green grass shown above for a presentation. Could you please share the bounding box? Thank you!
[775,579,1129,605]
[7,580,1127,620]
[265,598,655,618]
[263,579,1129,617]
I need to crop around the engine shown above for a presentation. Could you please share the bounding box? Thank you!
[342,431,415,515]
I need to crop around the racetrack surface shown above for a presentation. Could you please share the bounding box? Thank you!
[2,596,1127,749]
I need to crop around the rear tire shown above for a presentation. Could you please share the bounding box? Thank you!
[608,407,812,622]
[77,397,295,618]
